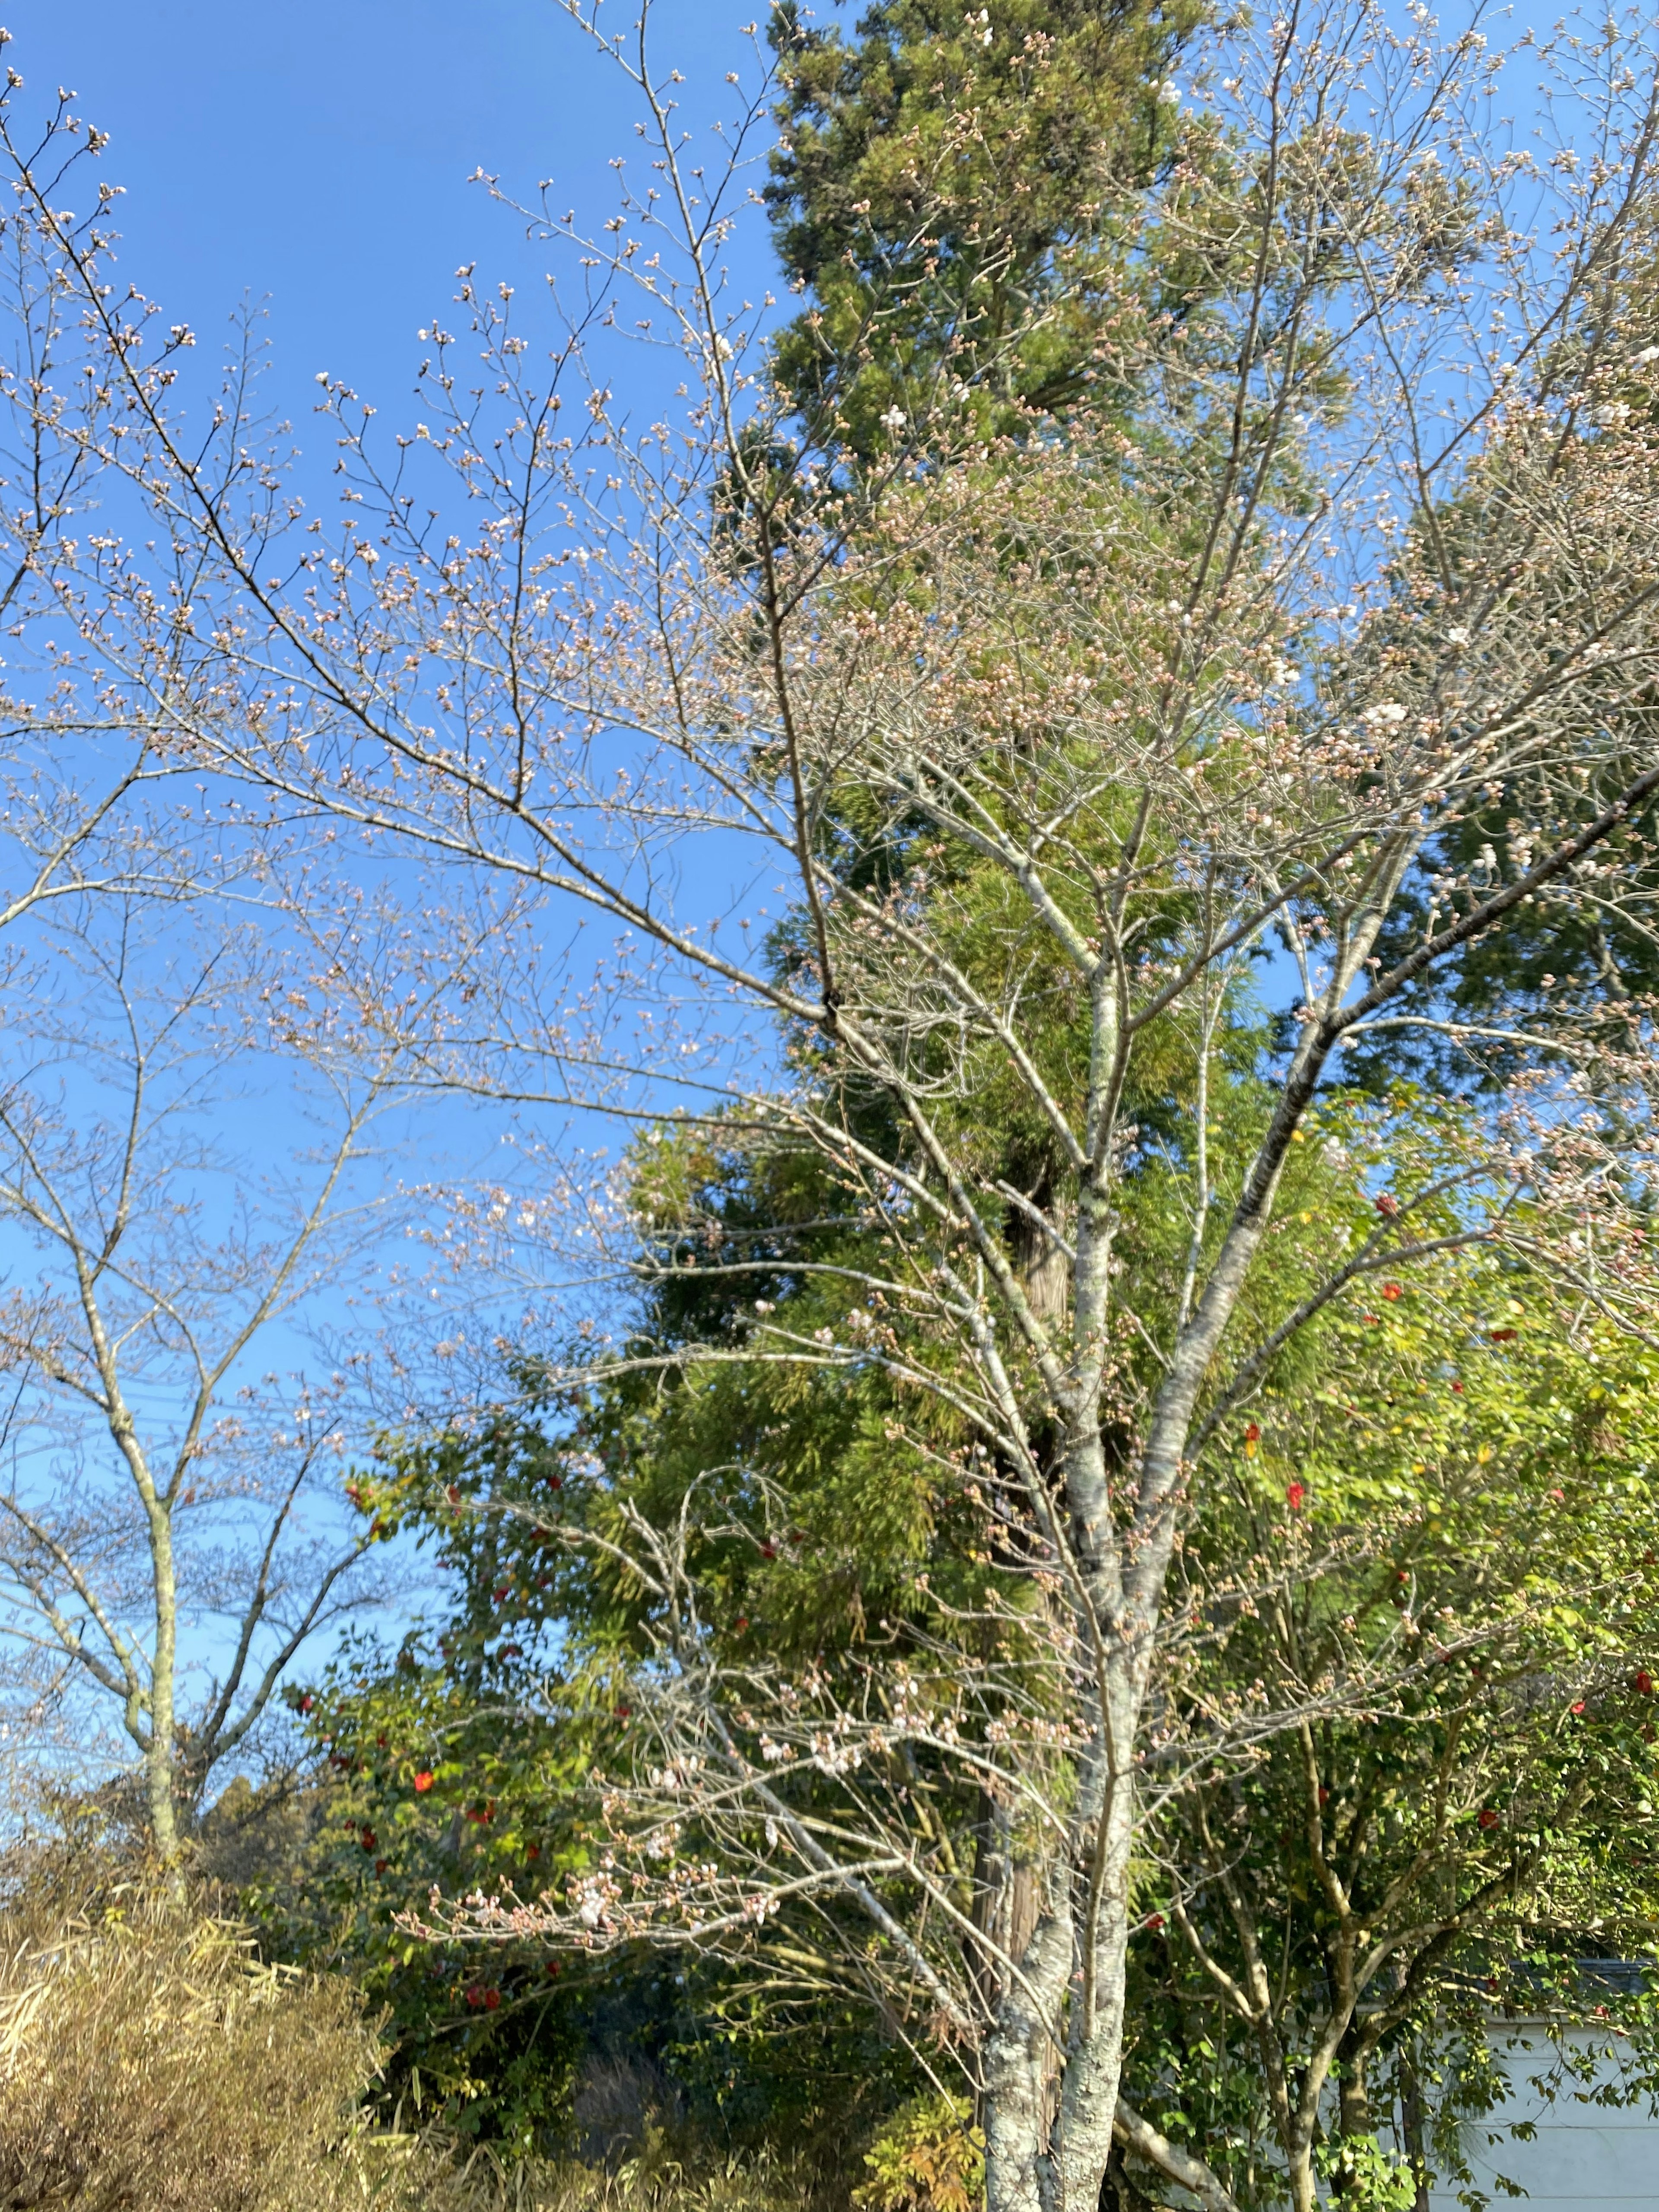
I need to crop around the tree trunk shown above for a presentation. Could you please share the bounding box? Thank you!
[1286,2145,1317,2212]
[983,1662,1142,2212]
[145,1499,184,1889]
[969,1788,1042,2029]
[1010,1187,1072,1328]
[1332,2053,1373,2200]
[1398,2045,1432,2212]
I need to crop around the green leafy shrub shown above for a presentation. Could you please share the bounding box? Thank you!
[852,2095,985,2212]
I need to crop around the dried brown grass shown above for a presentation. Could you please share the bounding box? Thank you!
[0,1851,814,2212]
[0,1879,387,2210]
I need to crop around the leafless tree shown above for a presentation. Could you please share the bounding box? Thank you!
[0,78,221,957]
[0,895,470,1869]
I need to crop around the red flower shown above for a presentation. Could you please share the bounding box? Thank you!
[299,1694,315,1714]
[375,1857,388,1874]
[1637,1671,1654,1696]
[760,1541,778,1560]
[526,1844,540,1860]
[414,1770,434,1792]
[360,1829,377,1852]
[547,1471,563,1490]
[485,1988,502,2011]
[1144,1913,1165,1932]
[734,1619,750,1634]
[465,1984,485,2009]
[546,1960,563,1978]
[446,1484,461,1505]
[1286,1481,1306,1513]
[1317,1786,1330,1805]
[1572,1701,1586,1716]
[1478,1807,1499,1830]
[617,1703,632,1719]
[1375,1192,1400,1218]
[1381,1281,1403,1301]
[1245,1423,1261,1443]
[1450,1379,1463,1393]
[1490,1327,1517,1343]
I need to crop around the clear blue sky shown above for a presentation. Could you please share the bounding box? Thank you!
[16,0,768,431]
[0,0,784,1776]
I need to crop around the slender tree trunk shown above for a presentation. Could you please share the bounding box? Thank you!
[1285,2142,1318,2212]
[983,1660,1144,2212]
[1398,2045,1432,2212]
[985,1913,1072,2212]
[1332,2056,1373,2203]
[145,1499,183,1888]
[1050,1639,1149,2209]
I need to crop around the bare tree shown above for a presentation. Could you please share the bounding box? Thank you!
[0,76,219,950]
[3,0,1659,2199]
[0,896,460,1869]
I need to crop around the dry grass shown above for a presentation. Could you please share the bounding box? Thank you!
[0,1850,816,2212]
[0,1881,386,2211]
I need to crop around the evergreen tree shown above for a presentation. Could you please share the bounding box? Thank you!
[764,0,1204,454]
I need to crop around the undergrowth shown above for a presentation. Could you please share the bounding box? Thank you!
[0,1840,824,2212]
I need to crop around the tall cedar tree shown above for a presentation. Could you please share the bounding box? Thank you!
[763,0,1204,454]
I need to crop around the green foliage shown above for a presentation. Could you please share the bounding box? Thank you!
[1109,1127,1659,2206]
[852,2094,986,2212]
[255,1394,921,2155]
[1314,2134,1418,2210]
[765,0,1203,452]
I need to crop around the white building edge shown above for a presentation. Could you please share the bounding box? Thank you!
[1429,2023,1659,2212]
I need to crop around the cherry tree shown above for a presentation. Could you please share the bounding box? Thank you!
[0,887,503,1868]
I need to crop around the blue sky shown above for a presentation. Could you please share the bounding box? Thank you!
[18,0,770,437]
[0,0,790,1782]
[14,0,787,1182]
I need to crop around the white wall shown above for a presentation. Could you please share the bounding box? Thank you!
[1431,2031,1659,2210]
